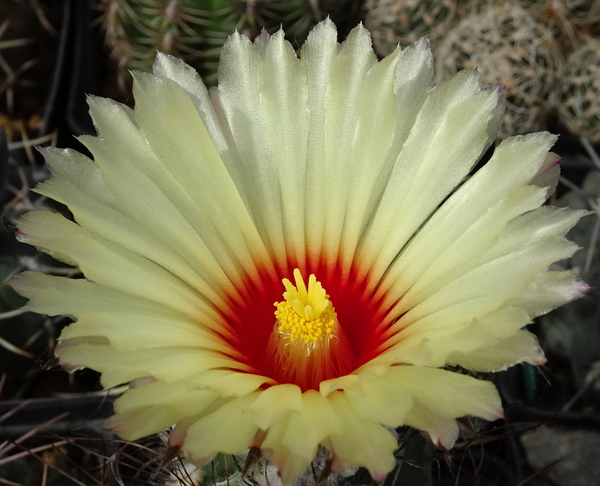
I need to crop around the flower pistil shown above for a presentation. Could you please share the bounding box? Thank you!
[268,269,351,390]
[274,269,337,354]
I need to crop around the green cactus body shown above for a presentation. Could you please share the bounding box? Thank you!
[553,38,600,142]
[97,0,325,88]
[434,3,559,137]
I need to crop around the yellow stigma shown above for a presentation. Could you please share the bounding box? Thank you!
[274,269,337,351]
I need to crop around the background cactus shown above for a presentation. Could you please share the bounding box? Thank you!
[363,0,461,56]
[555,0,600,23]
[433,2,559,137]
[552,37,600,142]
[96,0,343,90]
[520,0,600,54]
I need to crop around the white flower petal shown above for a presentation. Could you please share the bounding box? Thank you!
[189,370,275,398]
[59,312,229,353]
[390,367,502,448]
[357,71,503,284]
[17,211,228,326]
[448,330,546,372]
[387,203,582,342]
[12,272,190,322]
[395,236,578,339]
[511,269,588,317]
[328,391,398,481]
[57,343,244,388]
[309,24,377,262]
[152,52,228,156]
[383,307,532,368]
[106,380,219,440]
[340,373,413,427]
[340,39,433,271]
[35,147,234,303]
[129,72,272,278]
[379,133,559,308]
[248,384,304,430]
[216,30,291,264]
[184,393,261,464]
[261,390,342,484]
[105,405,182,441]
[9,18,587,485]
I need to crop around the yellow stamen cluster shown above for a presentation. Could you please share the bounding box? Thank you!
[274,269,336,352]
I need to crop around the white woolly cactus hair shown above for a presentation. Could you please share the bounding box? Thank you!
[364,0,460,57]
[553,37,600,142]
[434,2,559,138]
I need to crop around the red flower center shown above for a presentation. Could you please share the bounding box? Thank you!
[222,259,392,391]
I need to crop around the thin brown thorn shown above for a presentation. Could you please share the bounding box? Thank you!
[0,412,68,457]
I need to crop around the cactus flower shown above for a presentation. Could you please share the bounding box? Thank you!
[12,19,586,484]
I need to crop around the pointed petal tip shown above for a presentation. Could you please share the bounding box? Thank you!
[329,453,359,477]
[321,16,336,28]
[371,472,387,482]
[525,353,548,367]
[306,16,338,41]
[187,450,218,467]
[223,29,249,50]
[352,20,372,36]
[14,227,28,239]
[151,50,165,69]
[152,50,180,74]
[104,415,125,431]
[35,145,48,156]
[418,35,430,49]
[85,93,103,106]
[432,434,452,450]
[254,27,271,53]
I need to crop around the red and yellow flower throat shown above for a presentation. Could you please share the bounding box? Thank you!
[223,263,391,392]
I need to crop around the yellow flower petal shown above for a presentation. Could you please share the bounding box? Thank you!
[247,384,304,430]
[57,343,246,389]
[448,330,546,372]
[184,393,261,464]
[389,367,503,448]
[17,211,226,322]
[357,70,504,286]
[10,18,587,484]
[261,390,342,484]
[328,391,398,481]
[106,380,218,440]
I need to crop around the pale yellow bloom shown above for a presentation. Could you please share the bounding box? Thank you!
[12,19,586,484]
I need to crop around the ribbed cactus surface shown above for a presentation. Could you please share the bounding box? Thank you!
[98,0,328,88]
